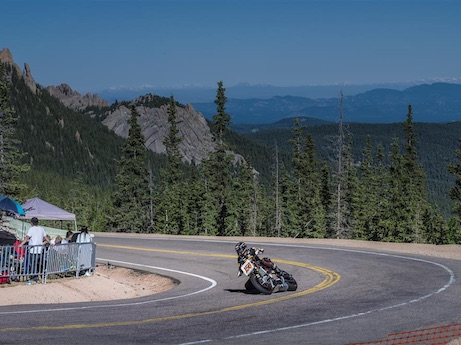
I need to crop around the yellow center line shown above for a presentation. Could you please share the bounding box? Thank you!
[0,244,341,332]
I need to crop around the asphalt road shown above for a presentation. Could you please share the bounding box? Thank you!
[1,234,460,345]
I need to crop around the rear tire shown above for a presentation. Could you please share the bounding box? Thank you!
[280,271,298,291]
[285,277,298,291]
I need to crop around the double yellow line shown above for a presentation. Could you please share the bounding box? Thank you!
[0,245,341,332]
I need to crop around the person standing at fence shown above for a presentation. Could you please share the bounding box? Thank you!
[76,226,92,243]
[74,226,93,276]
[20,217,47,282]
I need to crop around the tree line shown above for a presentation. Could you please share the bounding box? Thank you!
[2,62,461,243]
[106,81,461,243]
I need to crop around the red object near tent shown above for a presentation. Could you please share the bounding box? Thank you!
[13,239,25,259]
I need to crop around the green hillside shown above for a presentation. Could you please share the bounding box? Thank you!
[241,120,461,217]
[9,66,122,187]
[6,64,171,228]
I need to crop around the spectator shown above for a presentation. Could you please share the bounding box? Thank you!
[76,226,92,243]
[64,231,73,243]
[20,217,47,282]
[50,235,63,245]
[73,226,93,276]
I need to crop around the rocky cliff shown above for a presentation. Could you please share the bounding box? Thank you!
[103,99,215,164]
[0,48,37,94]
[1,48,107,110]
[46,83,109,110]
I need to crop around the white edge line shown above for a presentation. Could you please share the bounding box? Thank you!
[0,259,217,315]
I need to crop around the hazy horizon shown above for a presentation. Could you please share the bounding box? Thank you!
[4,0,460,94]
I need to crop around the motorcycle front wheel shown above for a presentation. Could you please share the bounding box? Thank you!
[244,278,256,291]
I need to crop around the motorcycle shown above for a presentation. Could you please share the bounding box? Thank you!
[235,242,298,294]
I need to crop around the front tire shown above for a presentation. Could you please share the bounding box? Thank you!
[244,278,256,291]
[249,273,275,295]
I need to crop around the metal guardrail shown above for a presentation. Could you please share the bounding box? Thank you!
[0,242,96,284]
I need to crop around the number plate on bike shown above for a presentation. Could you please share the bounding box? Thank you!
[241,260,254,276]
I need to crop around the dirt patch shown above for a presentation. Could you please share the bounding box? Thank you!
[0,264,177,306]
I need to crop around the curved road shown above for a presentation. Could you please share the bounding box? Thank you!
[1,234,460,345]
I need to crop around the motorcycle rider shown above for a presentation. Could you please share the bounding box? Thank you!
[235,242,287,290]
[235,242,279,272]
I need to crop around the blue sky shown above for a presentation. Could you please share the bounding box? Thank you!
[3,0,460,93]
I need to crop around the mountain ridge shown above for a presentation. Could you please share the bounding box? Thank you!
[192,83,461,124]
[97,78,461,104]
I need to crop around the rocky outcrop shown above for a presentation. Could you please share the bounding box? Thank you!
[1,48,108,109]
[23,63,36,94]
[0,48,36,94]
[46,83,109,110]
[0,48,14,64]
[103,103,215,164]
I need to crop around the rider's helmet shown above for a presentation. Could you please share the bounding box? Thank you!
[235,242,247,255]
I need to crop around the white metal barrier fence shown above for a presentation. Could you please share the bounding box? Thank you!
[0,242,96,284]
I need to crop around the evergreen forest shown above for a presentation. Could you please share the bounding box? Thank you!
[2,61,461,244]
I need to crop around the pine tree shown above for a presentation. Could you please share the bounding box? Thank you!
[183,166,206,235]
[273,140,282,237]
[203,81,233,236]
[232,160,255,236]
[332,92,355,239]
[386,138,408,241]
[402,105,429,242]
[374,143,390,241]
[341,134,360,239]
[289,120,326,238]
[110,105,150,232]
[333,93,344,238]
[157,95,187,234]
[354,136,379,240]
[320,161,333,237]
[279,169,298,237]
[0,62,29,197]
[163,95,182,184]
[422,207,448,244]
[447,140,461,243]
[448,141,461,218]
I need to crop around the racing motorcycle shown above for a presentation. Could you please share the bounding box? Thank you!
[235,242,298,294]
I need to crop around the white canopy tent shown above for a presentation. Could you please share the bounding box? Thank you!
[19,197,77,237]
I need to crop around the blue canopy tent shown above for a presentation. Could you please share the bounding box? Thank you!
[0,195,25,216]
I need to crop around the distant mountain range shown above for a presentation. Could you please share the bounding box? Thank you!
[97,78,461,104]
[97,82,413,104]
[192,83,461,124]
[98,82,461,125]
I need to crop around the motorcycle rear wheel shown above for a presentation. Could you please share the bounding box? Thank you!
[280,271,298,291]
